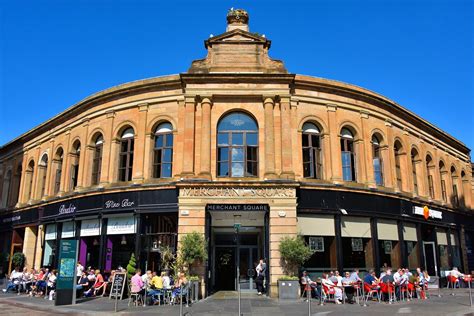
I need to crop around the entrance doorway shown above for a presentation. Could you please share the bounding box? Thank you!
[423,241,438,276]
[212,231,262,293]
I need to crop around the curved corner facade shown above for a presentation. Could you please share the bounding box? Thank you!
[0,9,473,297]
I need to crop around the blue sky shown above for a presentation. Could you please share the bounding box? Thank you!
[1,0,473,153]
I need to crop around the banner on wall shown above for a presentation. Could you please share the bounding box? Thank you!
[106,216,136,235]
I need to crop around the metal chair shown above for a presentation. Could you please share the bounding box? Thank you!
[128,283,143,307]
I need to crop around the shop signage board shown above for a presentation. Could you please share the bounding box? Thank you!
[206,204,269,211]
[80,219,101,236]
[107,216,136,235]
[413,206,442,220]
[55,239,78,306]
[109,272,126,300]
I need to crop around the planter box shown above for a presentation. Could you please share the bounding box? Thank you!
[278,280,299,300]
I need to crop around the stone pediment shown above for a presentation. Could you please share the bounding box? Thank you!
[204,29,270,48]
[188,28,287,74]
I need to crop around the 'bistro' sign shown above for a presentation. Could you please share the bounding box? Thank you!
[59,204,76,215]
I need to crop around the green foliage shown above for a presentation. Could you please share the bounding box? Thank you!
[11,252,25,269]
[188,275,200,282]
[179,232,207,270]
[126,253,137,279]
[278,236,312,277]
[278,275,299,281]
[159,245,175,271]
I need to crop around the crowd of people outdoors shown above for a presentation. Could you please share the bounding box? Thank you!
[2,261,192,305]
[300,266,473,304]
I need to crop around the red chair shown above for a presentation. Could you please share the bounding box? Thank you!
[447,275,459,289]
[322,284,338,304]
[364,282,380,303]
[380,282,396,304]
[407,282,416,300]
[399,282,409,301]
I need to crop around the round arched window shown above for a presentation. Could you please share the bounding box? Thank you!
[302,122,322,179]
[217,112,258,177]
[153,123,174,178]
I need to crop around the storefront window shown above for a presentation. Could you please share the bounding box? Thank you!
[403,223,419,269]
[436,228,449,270]
[105,216,136,272]
[341,217,372,270]
[43,224,57,267]
[450,232,461,268]
[377,219,400,268]
[79,219,101,269]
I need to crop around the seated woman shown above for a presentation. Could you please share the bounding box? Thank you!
[84,269,105,297]
[171,272,188,303]
[321,273,343,304]
[76,272,90,297]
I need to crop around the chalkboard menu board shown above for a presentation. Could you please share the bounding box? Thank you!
[109,272,126,300]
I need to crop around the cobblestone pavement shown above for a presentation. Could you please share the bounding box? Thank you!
[0,288,473,315]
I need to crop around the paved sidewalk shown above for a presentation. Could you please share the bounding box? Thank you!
[0,288,473,315]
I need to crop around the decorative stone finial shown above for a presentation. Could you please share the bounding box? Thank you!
[226,8,249,32]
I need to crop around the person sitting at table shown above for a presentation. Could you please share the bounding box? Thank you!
[349,269,361,283]
[364,269,379,289]
[162,271,171,289]
[3,267,22,293]
[147,271,164,305]
[84,269,104,297]
[334,271,343,285]
[76,271,90,297]
[300,271,317,298]
[321,273,342,304]
[131,269,145,298]
[341,271,356,303]
[172,272,188,303]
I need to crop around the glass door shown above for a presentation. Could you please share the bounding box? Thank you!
[239,246,258,291]
[423,241,438,276]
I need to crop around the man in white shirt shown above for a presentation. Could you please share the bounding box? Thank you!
[3,268,22,293]
[76,262,84,280]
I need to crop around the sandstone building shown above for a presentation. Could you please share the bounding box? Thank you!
[0,9,473,297]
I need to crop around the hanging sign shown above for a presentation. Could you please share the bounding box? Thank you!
[106,216,136,235]
[80,219,101,236]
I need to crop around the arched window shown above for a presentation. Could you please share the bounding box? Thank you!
[302,122,322,179]
[70,141,81,190]
[411,149,419,195]
[119,127,134,181]
[426,155,435,199]
[153,123,173,178]
[91,134,104,185]
[12,165,22,205]
[217,112,258,177]
[394,141,403,189]
[54,148,64,195]
[372,135,383,186]
[439,161,447,202]
[39,154,48,198]
[26,160,35,200]
[451,166,459,207]
[340,128,356,181]
[1,170,12,208]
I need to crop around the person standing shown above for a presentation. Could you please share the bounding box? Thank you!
[255,258,266,295]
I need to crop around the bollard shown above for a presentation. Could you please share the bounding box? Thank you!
[307,285,311,316]
[180,284,183,316]
[319,283,323,306]
[238,281,242,316]
[467,276,472,307]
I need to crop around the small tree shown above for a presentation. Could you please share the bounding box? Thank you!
[179,232,207,273]
[126,253,137,279]
[11,252,26,270]
[278,236,312,277]
[159,245,175,271]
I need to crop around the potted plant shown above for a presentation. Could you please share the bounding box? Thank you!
[126,253,137,280]
[159,245,175,273]
[178,231,207,300]
[11,252,26,270]
[278,236,312,299]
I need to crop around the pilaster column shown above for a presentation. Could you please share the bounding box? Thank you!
[198,97,212,179]
[418,138,428,197]
[327,104,342,183]
[16,154,28,205]
[280,96,294,179]
[263,97,276,178]
[402,129,414,194]
[181,96,196,177]
[44,138,55,198]
[101,110,115,185]
[290,99,301,178]
[59,129,71,194]
[133,103,149,183]
[359,111,372,186]
[76,118,89,190]
[384,120,395,188]
[30,146,41,201]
